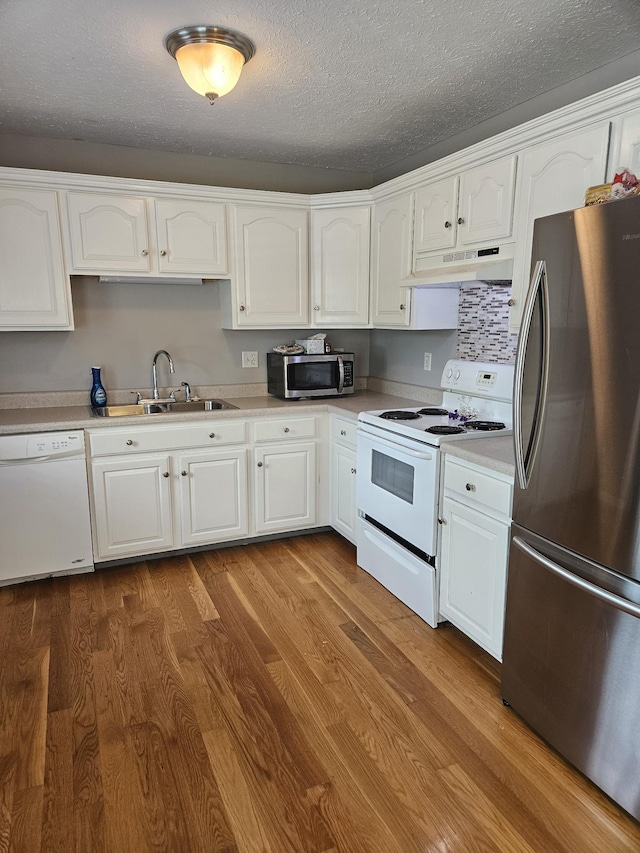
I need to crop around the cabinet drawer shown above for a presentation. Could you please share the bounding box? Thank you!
[443,458,512,517]
[331,416,357,448]
[88,419,247,456]
[252,416,316,443]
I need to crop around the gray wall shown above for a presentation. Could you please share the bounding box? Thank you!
[0,134,373,195]
[369,329,457,389]
[0,278,370,394]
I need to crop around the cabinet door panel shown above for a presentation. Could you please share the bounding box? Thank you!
[311,207,370,326]
[178,449,248,545]
[0,187,72,328]
[67,192,150,272]
[254,442,316,533]
[458,155,516,245]
[439,496,509,659]
[331,443,357,543]
[155,199,228,275]
[370,194,412,327]
[91,455,173,560]
[232,206,308,326]
[509,124,610,331]
[414,176,458,254]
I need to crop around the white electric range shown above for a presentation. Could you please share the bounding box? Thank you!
[355,359,514,628]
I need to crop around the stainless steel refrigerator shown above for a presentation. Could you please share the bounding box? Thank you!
[502,194,640,822]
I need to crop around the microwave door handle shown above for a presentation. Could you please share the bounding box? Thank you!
[337,355,345,394]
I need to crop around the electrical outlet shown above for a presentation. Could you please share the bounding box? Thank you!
[242,351,258,368]
[423,352,432,371]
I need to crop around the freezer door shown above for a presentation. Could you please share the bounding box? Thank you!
[513,194,640,581]
[502,525,640,822]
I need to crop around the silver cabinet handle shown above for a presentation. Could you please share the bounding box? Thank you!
[181,470,187,476]
[283,427,290,433]
[314,305,320,311]
[508,298,516,306]
[209,433,215,438]
[162,472,170,478]
[438,517,447,525]
[457,217,465,225]
[351,468,356,474]
[239,304,246,311]
[444,221,452,228]
[465,483,476,492]
[160,249,167,256]
[513,537,640,619]
[141,249,148,255]
[257,461,263,467]
[340,430,346,436]
[400,303,406,310]
[126,439,133,446]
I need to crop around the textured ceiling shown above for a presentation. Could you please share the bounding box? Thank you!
[0,0,639,173]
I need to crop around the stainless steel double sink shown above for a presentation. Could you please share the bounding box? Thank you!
[92,399,238,417]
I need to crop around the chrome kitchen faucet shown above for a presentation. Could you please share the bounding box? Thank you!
[151,349,175,401]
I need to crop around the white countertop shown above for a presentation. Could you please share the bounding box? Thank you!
[0,391,515,475]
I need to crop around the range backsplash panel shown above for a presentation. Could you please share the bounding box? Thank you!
[456,283,518,364]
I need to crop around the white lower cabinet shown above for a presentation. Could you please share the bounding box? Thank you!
[91,453,174,559]
[177,448,249,546]
[253,442,317,534]
[252,415,319,534]
[330,415,357,543]
[88,421,249,561]
[88,414,323,561]
[438,456,513,660]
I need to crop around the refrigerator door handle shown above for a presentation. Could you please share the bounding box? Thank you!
[513,536,640,619]
[514,259,550,490]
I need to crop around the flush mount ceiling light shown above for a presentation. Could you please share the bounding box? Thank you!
[164,25,256,105]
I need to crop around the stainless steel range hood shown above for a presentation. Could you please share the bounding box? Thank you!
[403,243,515,286]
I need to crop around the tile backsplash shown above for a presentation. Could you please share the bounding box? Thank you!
[456,282,518,363]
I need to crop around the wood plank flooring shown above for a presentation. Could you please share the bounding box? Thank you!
[1,530,639,852]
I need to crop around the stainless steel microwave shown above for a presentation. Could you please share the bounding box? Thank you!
[267,352,355,399]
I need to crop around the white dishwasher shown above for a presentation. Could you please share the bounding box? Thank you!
[0,430,94,584]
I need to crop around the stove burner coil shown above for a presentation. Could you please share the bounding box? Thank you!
[464,420,506,431]
[379,410,422,420]
[417,407,449,416]
[425,425,466,435]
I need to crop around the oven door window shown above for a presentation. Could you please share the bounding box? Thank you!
[371,449,414,504]
[287,362,337,391]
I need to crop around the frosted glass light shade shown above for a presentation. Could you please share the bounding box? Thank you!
[175,42,246,101]
[165,25,256,105]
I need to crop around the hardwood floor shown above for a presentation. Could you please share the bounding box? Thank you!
[1,531,639,852]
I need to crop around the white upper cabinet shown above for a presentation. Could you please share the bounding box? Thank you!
[458,156,517,245]
[0,186,73,330]
[509,123,610,331]
[67,192,151,272]
[153,199,228,275]
[222,204,309,328]
[370,192,414,328]
[413,154,516,265]
[608,109,640,179]
[310,206,370,327]
[414,176,459,255]
[66,192,228,277]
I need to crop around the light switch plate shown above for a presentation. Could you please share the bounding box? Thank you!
[242,351,258,368]
[424,352,432,371]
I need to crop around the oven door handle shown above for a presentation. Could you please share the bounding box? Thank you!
[357,428,434,460]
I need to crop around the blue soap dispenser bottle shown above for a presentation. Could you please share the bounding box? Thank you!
[90,366,107,408]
